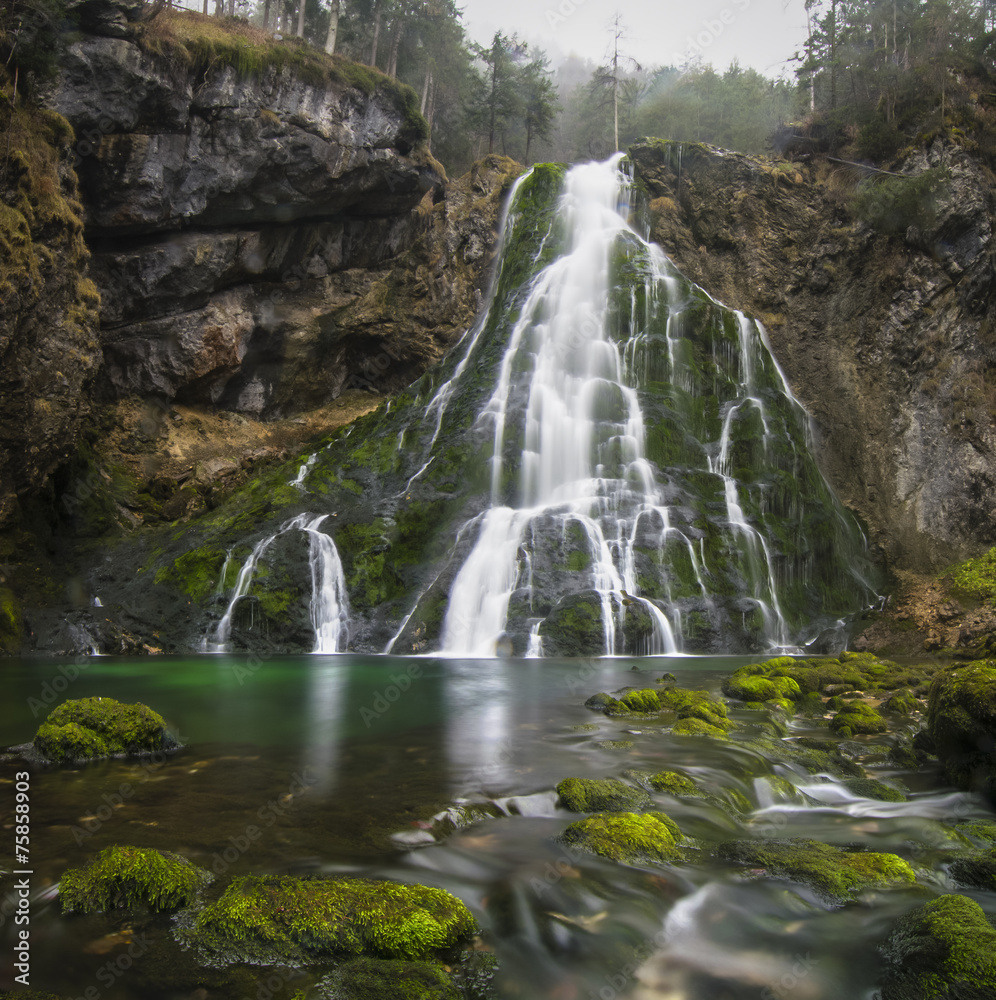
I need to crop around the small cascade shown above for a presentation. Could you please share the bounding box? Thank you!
[205,513,350,654]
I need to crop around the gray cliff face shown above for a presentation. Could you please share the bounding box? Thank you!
[631,140,996,574]
[45,21,444,417]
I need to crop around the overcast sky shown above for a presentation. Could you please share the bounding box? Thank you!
[457,0,811,78]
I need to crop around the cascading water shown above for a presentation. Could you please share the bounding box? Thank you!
[197,155,879,656]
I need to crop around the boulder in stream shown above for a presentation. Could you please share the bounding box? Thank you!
[559,811,683,865]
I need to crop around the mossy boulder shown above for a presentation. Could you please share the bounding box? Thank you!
[880,894,996,999]
[723,663,802,703]
[556,777,651,813]
[59,846,210,913]
[33,697,177,763]
[322,957,461,1000]
[948,848,996,890]
[560,811,681,865]
[583,684,729,730]
[842,777,907,802]
[829,701,887,735]
[193,875,476,963]
[672,717,729,738]
[881,688,918,715]
[716,838,916,905]
[927,661,996,798]
[537,592,606,656]
[648,770,701,795]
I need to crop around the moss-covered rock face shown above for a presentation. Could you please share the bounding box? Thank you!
[927,661,996,798]
[33,697,176,763]
[59,846,210,913]
[192,876,476,964]
[556,777,651,813]
[560,811,682,866]
[880,894,996,999]
[716,838,916,905]
[584,683,731,733]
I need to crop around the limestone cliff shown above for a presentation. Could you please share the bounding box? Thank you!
[630,139,996,576]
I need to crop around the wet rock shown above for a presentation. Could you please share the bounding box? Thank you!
[189,875,476,964]
[716,838,915,905]
[559,811,682,865]
[927,660,996,799]
[556,777,652,813]
[830,701,888,735]
[32,696,179,763]
[880,894,996,999]
[59,845,210,913]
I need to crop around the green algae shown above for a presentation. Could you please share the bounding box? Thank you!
[59,846,210,913]
[0,587,23,654]
[193,875,476,963]
[880,894,996,999]
[33,697,175,763]
[556,777,651,813]
[560,811,681,865]
[672,717,729,738]
[717,838,916,905]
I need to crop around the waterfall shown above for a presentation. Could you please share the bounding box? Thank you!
[205,513,350,654]
[197,155,879,657]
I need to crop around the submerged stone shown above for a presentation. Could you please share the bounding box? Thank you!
[33,696,177,763]
[193,875,476,963]
[948,848,996,890]
[716,838,916,904]
[321,957,461,1000]
[880,894,996,999]
[842,777,907,802]
[556,777,651,813]
[59,846,210,913]
[560,811,681,865]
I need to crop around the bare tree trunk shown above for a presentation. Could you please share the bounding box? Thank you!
[420,65,432,114]
[262,0,271,28]
[296,0,305,37]
[202,0,208,15]
[387,19,402,77]
[369,1,381,66]
[227,0,235,17]
[324,0,340,51]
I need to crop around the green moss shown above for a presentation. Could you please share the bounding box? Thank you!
[155,545,226,603]
[830,701,887,735]
[556,777,651,813]
[538,592,606,657]
[717,838,916,904]
[881,689,918,715]
[193,875,476,963]
[880,894,996,999]
[950,547,996,603]
[927,661,996,793]
[843,778,907,802]
[33,697,175,762]
[619,688,661,713]
[953,820,996,847]
[948,848,996,889]
[59,846,210,913]
[648,771,701,795]
[324,957,460,1000]
[672,717,729,738]
[560,811,681,865]
[0,587,23,654]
